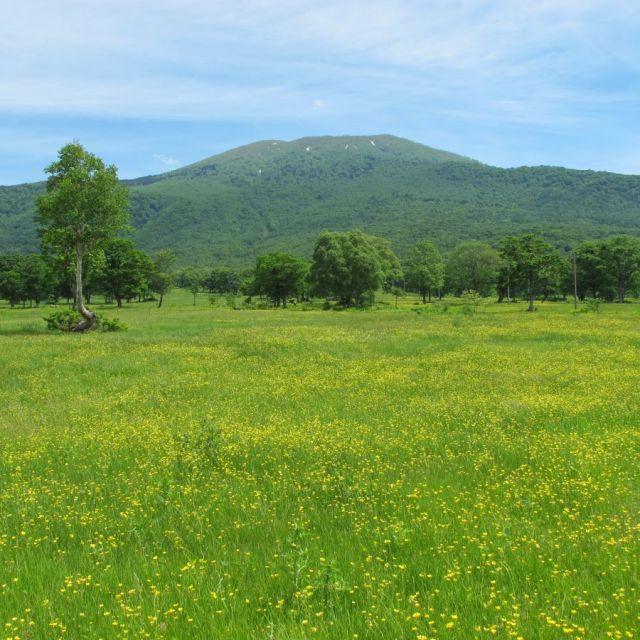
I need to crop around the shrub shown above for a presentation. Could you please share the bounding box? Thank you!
[98,316,127,332]
[43,310,83,332]
[461,290,482,314]
[583,297,601,313]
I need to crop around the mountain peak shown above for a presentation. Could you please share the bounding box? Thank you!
[179,134,477,173]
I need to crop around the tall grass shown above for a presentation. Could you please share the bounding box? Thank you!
[0,293,638,639]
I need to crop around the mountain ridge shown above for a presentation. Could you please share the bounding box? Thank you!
[1,134,639,264]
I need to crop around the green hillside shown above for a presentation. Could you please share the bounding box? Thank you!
[2,134,640,264]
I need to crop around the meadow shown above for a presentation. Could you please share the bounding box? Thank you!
[0,292,638,639]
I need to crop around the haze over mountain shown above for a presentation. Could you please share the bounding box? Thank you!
[2,135,640,265]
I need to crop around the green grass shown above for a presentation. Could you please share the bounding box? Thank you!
[0,292,638,639]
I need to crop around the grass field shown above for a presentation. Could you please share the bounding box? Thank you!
[0,292,638,639]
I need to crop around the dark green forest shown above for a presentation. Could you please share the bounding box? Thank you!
[2,135,640,264]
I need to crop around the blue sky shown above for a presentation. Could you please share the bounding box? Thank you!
[1,0,639,184]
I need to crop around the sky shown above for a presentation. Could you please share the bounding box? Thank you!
[1,0,639,184]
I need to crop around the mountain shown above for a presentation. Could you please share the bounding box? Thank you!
[2,134,640,264]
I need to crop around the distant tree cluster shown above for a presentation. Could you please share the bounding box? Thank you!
[0,242,177,309]
[0,254,52,307]
[170,231,640,310]
[241,231,640,309]
[5,230,640,312]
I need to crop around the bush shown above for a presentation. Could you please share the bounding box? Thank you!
[582,297,601,313]
[98,316,127,332]
[461,290,481,314]
[44,310,127,332]
[43,310,83,332]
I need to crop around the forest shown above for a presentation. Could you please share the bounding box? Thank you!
[2,135,640,265]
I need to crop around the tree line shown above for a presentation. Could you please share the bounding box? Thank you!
[3,143,640,319]
[0,242,175,309]
[221,230,640,310]
[4,229,640,312]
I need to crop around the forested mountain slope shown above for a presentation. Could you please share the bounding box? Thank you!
[2,135,639,264]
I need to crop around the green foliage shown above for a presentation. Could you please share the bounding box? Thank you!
[445,241,499,296]
[574,240,609,299]
[149,270,172,306]
[0,253,54,306]
[149,250,176,308]
[601,235,640,302]
[405,240,445,302]
[153,249,176,275]
[0,268,24,307]
[499,233,563,310]
[253,252,309,306]
[36,143,129,260]
[310,230,397,306]
[581,297,602,313]
[371,236,403,291]
[97,316,128,332]
[4,135,640,264]
[173,422,223,471]
[35,143,130,327]
[460,289,482,314]
[43,310,127,332]
[100,238,151,306]
[204,266,244,295]
[43,309,84,332]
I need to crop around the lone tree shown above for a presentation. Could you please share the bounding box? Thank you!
[445,241,499,297]
[499,233,561,311]
[310,230,398,307]
[405,240,445,303]
[151,250,176,308]
[36,143,129,331]
[253,252,309,306]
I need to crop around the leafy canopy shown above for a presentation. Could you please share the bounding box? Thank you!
[36,143,129,259]
[406,240,445,300]
[310,230,400,306]
[253,252,309,306]
[445,241,499,297]
[499,233,563,309]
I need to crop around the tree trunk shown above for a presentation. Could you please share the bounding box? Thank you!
[116,296,123,308]
[422,291,426,304]
[528,292,535,312]
[158,293,163,308]
[73,250,96,331]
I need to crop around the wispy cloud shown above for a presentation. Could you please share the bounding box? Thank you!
[0,0,639,180]
[154,154,179,166]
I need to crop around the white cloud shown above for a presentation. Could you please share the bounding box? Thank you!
[0,0,638,174]
[154,154,179,166]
